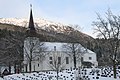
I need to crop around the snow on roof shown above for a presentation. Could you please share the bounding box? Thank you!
[44,42,65,51]
[44,42,95,54]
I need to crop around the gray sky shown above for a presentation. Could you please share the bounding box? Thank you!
[0,0,120,37]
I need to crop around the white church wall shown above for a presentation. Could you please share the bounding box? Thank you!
[23,41,98,72]
[82,50,98,67]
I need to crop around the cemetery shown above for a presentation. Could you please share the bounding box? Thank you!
[2,67,120,80]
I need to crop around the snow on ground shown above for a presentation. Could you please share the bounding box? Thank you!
[0,77,3,80]
[2,67,120,80]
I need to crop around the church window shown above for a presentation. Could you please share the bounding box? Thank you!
[38,64,39,67]
[49,57,52,60]
[37,58,39,61]
[89,57,92,60]
[58,57,61,64]
[50,61,53,64]
[81,57,83,62]
[66,57,69,64]
[49,57,53,64]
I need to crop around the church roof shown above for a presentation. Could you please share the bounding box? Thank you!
[44,42,96,54]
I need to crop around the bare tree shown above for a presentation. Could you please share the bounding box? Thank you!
[93,9,120,78]
[62,43,85,69]
[0,30,25,74]
[47,50,66,80]
[24,37,47,72]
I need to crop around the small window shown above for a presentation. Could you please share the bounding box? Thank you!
[49,57,53,64]
[89,57,92,60]
[81,57,83,62]
[38,64,39,67]
[66,57,69,64]
[49,57,52,60]
[49,61,53,64]
[37,58,39,61]
[33,65,35,71]
[58,57,61,64]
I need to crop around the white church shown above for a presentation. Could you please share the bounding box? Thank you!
[23,7,98,72]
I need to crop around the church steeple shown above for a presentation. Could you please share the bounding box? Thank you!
[28,4,35,31]
[26,4,36,37]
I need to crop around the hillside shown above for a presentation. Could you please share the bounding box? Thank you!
[0,18,95,47]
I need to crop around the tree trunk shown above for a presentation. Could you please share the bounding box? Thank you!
[14,63,16,73]
[19,63,22,73]
[72,44,76,69]
[73,53,76,69]
[113,60,117,79]
[56,70,59,80]
[8,62,11,74]
[29,61,32,72]
[25,64,27,72]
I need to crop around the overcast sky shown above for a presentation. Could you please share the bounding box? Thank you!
[0,0,120,37]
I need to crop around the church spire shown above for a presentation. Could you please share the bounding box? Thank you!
[28,4,35,31]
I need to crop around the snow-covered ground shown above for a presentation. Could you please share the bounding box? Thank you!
[1,67,120,80]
